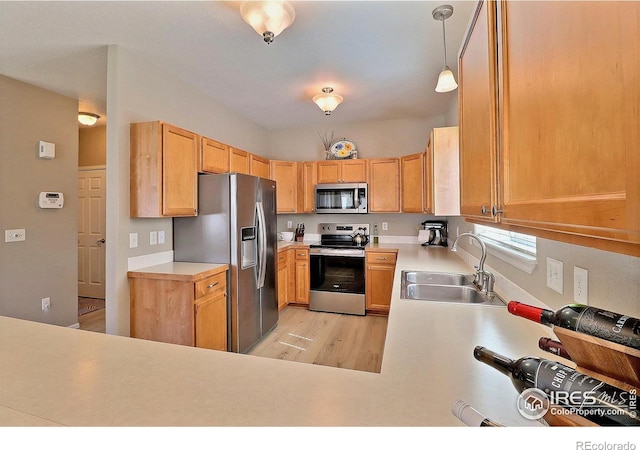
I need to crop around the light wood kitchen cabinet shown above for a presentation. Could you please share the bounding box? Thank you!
[130,121,198,217]
[459,0,640,255]
[200,137,229,174]
[293,248,310,304]
[401,152,424,213]
[128,263,228,351]
[299,161,317,213]
[270,160,298,213]
[423,138,433,214]
[368,158,401,212]
[316,159,367,184]
[365,249,397,314]
[250,154,271,179]
[277,249,290,310]
[229,147,250,174]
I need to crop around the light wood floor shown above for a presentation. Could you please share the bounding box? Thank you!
[78,305,389,374]
[249,306,388,373]
[78,308,106,333]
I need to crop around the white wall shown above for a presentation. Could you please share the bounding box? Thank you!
[105,45,268,335]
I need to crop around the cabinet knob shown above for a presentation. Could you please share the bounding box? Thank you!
[491,205,503,217]
[481,205,489,216]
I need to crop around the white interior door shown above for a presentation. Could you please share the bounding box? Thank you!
[78,168,106,298]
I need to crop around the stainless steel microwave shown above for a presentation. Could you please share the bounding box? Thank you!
[315,183,368,214]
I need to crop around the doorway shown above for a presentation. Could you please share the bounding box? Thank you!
[78,167,106,299]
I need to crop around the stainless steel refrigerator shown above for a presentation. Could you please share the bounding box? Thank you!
[173,173,278,353]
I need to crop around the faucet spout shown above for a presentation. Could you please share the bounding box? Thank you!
[451,232,493,295]
[452,232,487,273]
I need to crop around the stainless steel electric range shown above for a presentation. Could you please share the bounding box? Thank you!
[309,223,370,315]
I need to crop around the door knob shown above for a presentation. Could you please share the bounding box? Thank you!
[96,238,106,244]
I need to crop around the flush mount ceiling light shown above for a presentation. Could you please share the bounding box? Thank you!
[313,87,344,116]
[78,112,100,126]
[433,4,458,93]
[240,1,295,44]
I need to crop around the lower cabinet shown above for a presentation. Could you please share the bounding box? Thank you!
[276,246,309,308]
[365,249,398,314]
[128,263,228,351]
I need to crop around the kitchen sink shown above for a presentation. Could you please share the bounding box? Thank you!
[400,271,505,306]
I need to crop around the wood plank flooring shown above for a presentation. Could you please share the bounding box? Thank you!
[78,305,389,374]
[249,306,388,373]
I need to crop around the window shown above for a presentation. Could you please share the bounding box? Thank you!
[473,224,537,273]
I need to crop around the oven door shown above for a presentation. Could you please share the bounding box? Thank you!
[309,251,366,315]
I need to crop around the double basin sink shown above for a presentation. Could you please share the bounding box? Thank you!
[400,271,505,306]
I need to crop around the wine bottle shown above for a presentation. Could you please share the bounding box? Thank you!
[451,400,503,427]
[538,337,572,361]
[508,301,640,351]
[373,224,379,244]
[474,346,640,426]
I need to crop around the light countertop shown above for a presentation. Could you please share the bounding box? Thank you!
[0,244,591,429]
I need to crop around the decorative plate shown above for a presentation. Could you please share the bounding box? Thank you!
[329,139,357,159]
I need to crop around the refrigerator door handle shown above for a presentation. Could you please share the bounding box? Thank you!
[256,201,267,289]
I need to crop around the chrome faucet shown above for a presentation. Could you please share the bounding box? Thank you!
[451,232,495,296]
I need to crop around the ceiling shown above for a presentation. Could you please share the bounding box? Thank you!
[0,1,477,130]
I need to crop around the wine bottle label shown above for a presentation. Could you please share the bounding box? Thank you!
[576,307,640,350]
[535,360,639,425]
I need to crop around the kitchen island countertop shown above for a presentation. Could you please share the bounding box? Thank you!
[2,244,570,427]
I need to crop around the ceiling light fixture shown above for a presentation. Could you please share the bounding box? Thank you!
[312,87,344,116]
[433,4,458,93]
[240,1,295,44]
[78,112,100,126]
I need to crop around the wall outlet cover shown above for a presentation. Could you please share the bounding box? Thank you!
[546,257,563,294]
[574,266,589,304]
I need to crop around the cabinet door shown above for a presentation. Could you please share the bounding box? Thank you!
[432,127,460,216]
[270,161,298,213]
[498,1,640,245]
[250,154,271,179]
[341,160,367,182]
[458,0,499,222]
[229,147,250,174]
[194,293,227,351]
[277,250,289,310]
[365,252,396,313]
[300,162,317,213]
[294,249,309,304]
[316,161,341,183]
[368,158,401,212]
[423,139,433,214]
[201,137,229,174]
[162,124,198,216]
[401,153,424,213]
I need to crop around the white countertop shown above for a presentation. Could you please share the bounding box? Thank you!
[1,244,633,440]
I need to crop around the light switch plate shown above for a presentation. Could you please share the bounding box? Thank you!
[149,231,157,246]
[546,257,563,294]
[158,230,165,245]
[574,266,589,304]
[129,232,138,249]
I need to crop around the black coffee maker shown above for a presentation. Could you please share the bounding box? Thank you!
[421,220,448,247]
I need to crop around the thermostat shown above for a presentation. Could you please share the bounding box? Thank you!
[39,192,64,208]
[39,141,55,159]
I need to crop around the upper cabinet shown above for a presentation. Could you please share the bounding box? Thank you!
[400,153,424,213]
[300,161,317,213]
[459,0,640,255]
[430,127,460,216]
[316,159,367,184]
[130,121,198,217]
[250,154,271,179]
[229,147,250,174]
[270,160,298,213]
[368,158,401,213]
[200,137,229,174]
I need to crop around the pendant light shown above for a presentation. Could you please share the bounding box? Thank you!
[312,87,343,116]
[433,5,458,93]
[240,1,295,44]
[78,112,100,126]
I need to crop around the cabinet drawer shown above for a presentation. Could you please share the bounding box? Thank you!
[195,272,226,299]
[367,251,397,265]
[294,249,309,260]
[277,251,288,266]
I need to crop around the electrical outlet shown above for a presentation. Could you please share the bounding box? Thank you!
[382,222,388,231]
[129,232,138,249]
[158,230,165,244]
[546,257,563,294]
[574,266,589,304]
[42,297,51,311]
[5,228,26,242]
[150,231,158,245]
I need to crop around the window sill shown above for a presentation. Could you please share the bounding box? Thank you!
[470,238,537,274]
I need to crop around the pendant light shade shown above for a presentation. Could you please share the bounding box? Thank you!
[78,112,100,126]
[433,5,458,93]
[240,1,295,44]
[312,87,343,115]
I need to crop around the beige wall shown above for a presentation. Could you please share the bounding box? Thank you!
[0,75,79,326]
[79,125,106,167]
